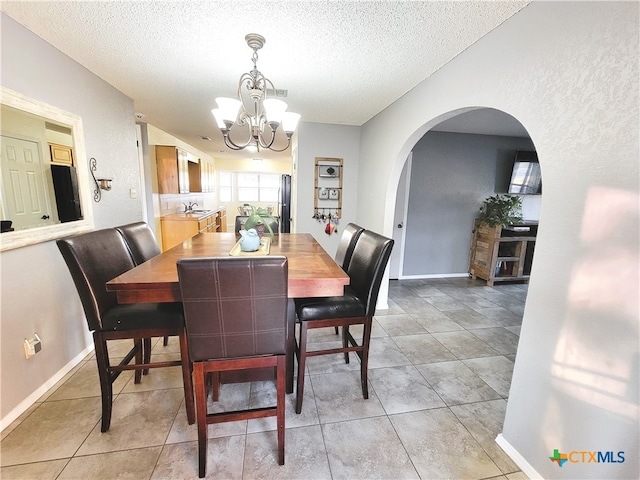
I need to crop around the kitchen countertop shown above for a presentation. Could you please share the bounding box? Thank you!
[161,207,224,221]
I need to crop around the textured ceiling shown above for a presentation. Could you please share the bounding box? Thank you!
[1,1,531,160]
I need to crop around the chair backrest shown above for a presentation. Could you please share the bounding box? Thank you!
[57,228,136,331]
[334,223,364,271]
[346,230,394,317]
[115,222,161,265]
[177,256,289,362]
[235,215,279,235]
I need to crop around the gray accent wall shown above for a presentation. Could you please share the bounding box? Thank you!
[404,131,534,276]
[1,14,141,424]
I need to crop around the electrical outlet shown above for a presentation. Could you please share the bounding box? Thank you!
[24,334,42,358]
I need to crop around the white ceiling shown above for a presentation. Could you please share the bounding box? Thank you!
[1,1,531,160]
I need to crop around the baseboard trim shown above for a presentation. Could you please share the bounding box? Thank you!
[395,273,470,280]
[0,344,94,432]
[496,433,543,479]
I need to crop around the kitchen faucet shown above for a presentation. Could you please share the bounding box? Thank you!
[183,201,198,212]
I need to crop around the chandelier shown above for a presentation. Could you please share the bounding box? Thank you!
[212,34,300,152]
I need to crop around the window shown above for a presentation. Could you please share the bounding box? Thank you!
[219,171,280,202]
[218,171,233,202]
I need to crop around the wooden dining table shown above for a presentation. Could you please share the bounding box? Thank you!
[106,232,350,392]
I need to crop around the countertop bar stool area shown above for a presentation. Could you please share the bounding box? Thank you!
[294,229,394,414]
[56,228,195,432]
[177,256,289,478]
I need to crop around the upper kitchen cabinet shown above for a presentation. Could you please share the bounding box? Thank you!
[156,145,190,194]
[200,161,215,193]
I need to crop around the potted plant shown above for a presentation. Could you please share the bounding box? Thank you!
[243,204,278,239]
[476,194,523,228]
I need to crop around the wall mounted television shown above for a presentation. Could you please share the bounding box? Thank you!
[508,150,541,195]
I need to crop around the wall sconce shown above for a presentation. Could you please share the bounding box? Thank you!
[89,157,113,202]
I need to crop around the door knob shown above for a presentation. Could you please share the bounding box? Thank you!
[41,215,50,220]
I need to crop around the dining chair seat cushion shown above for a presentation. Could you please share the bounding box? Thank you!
[295,287,365,321]
[101,302,184,331]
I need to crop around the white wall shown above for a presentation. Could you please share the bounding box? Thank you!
[296,122,361,257]
[359,2,638,478]
[0,14,142,426]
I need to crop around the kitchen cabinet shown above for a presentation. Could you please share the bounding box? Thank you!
[468,220,537,286]
[156,146,190,194]
[160,210,220,251]
[200,161,215,193]
[216,207,227,232]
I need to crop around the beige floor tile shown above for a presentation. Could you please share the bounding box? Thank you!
[463,356,515,397]
[120,360,185,393]
[76,389,183,455]
[431,330,500,359]
[310,371,386,424]
[390,408,502,479]
[0,398,101,466]
[369,365,445,414]
[244,425,332,479]
[1,402,42,441]
[367,337,411,369]
[450,399,520,474]
[444,308,502,329]
[0,459,68,479]
[247,377,320,433]
[416,360,501,405]
[58,446,161,479]
[411,312,465,333]
[153,436,245,479]
[392,333,457,364]
[469,327,521,354]
[322,416,419,479]
[47,359,133,401]
[375,313,428,336]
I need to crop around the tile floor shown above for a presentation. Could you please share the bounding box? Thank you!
[1,277,530,480]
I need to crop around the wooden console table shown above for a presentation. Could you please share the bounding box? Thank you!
[469,220,537,286]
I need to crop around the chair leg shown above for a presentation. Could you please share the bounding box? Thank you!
[211,372,220,402]
[334,326,339,335]
[295,322,308,414]
[93,334,113,433]
[193,362,208,478]
[142,337,151,376]
[163,335,169,346]
[134,338,143,383]
[342,326,350,364]
[276,355,286,465]
[179,330,195,425]
[360,317,373,399]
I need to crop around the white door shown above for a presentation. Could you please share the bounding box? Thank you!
[389,154,412,279]
[0,135,52,230]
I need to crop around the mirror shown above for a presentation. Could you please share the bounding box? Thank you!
[0,86,93,251]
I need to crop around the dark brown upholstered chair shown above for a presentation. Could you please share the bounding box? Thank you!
[234,215,279,235]
[115,221,170,347]
[115,221,161,265]
[334,223,365,271]
[177,256,288,478]
[57,228,195,432]
[294,230,393,414]
[332,223,365,334]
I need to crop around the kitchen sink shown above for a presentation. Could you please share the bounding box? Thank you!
[189,209,212,214]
